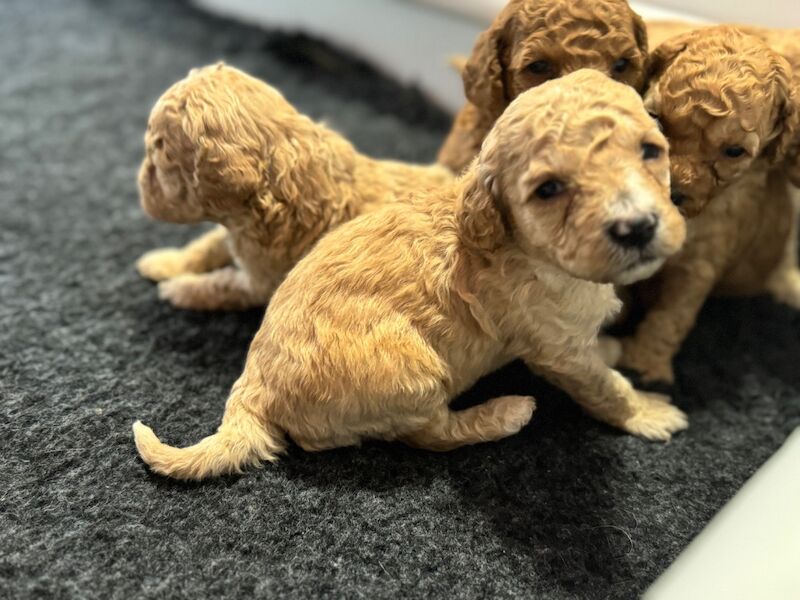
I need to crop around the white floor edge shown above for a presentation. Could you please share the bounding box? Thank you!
[645,428,800,600]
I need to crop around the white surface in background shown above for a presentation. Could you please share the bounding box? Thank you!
[420,0,711,23]
[192,0,474,111]
[191,0,796,108]
[191,0,714,112]
[645,428,800,600]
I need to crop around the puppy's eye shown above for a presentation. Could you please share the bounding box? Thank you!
[642,143,662,160]
[527,60,552,75]
[671,190,688,207]
[724,145,746,158]
[534,179,566,200]
[612,58,630,74]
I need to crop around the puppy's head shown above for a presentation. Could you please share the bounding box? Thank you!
[138,64,356,226]
[458,69,685,286]
[645,26,799,216]
[463,0,648,122]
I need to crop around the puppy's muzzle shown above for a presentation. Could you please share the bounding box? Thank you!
[606,213,658,250]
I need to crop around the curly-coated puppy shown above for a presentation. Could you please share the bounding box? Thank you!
[132,70,687,481]
[604,27,800,383]
[646,21,800,186]
[437,0,648,174]
[136,64,452,310]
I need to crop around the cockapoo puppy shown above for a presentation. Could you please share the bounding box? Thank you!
[437,0,648,173]
[133,70,687,481]
[604,27,800,384]
[136,64,452,310]
[646,21,800,186]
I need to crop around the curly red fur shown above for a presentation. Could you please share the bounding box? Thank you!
[437,0,648,173]
[136,64,452,310]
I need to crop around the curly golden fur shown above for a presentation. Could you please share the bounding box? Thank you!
[136,64,452,310]
[647,21,800,187]
[437,0,648,174]
[132,70,687,481]
[603,27,800,383]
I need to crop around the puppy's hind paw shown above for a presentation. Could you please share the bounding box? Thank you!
[623,391,688,442]
[136,248,193,281]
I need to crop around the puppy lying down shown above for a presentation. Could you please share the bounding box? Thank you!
[133,70,687,481]
[136,64,452,310]
[603,27,800,383]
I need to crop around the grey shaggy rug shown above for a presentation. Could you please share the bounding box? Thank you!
[2,0,799,598]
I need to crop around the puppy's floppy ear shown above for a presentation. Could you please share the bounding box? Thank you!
[763,56,800,177]
[462,3,516,119]
[457,135,507,252]
[260,122,359,230]
[632,12,648,57]
[646,31,692,81]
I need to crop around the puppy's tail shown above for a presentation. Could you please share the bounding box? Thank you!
[132,393,285,481]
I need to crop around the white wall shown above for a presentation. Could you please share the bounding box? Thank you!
[193,0,799,112]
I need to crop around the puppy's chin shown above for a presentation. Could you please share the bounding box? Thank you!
[611,257,665,286]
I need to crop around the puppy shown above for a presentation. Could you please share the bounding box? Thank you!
[133,70,687,481]
[605,27,800,383]
[136,64,452,310]
[646,21,800,185]
[437,0,649,173]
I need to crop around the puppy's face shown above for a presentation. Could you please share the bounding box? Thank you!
[464,70,685,286]
[645,27,798,217]
[464,0,648,121]
[138,86,207,224]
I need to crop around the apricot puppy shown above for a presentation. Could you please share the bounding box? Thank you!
[437,0,649,173]
[606,27,800,383]
[646,21,800,186]
[136,64,452,310]
[133,70,687,481]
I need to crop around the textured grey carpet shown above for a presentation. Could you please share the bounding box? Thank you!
[2,0,799,598]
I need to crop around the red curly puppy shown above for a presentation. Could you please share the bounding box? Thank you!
[437,0,648,173]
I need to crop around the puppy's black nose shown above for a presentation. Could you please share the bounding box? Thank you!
[607,214,658,249]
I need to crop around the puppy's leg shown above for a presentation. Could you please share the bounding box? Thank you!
[527,349,687,441]
[401,395,536,451]
[137,226,232,282]
[617,259,718,384]
[157,267,274,310]
[766,189,800,308]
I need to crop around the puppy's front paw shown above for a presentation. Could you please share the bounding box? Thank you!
[617,337,675,385]
[136,248,192,281]
[494,395,537,434]
[623,391,687,442]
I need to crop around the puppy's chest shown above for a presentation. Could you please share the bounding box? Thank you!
[229,231,294,283]
[688,171,794,289]
[502,268,619,345]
